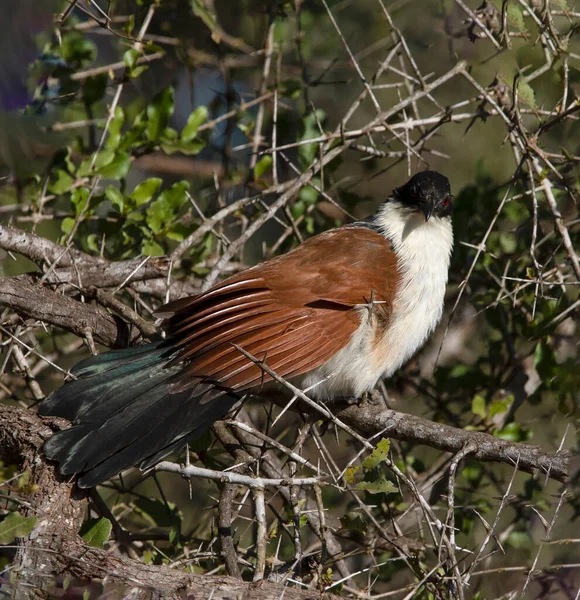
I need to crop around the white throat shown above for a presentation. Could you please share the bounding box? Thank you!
[299,201,453,400]
[374,200,453,377]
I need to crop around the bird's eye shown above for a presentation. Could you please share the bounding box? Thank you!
[442,195,450,207]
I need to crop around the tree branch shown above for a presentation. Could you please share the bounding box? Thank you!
[0,404,342,600]
[0,224,170,288]
[0,274,139,347]
[230,346,570,483]
[336,400,569,483]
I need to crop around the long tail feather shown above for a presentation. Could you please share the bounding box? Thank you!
[39,341,238,488]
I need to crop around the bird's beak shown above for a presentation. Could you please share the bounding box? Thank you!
[421,200,434,221]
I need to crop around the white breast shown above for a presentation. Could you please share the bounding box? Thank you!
[373,202,453,377]
[300,203,453,400]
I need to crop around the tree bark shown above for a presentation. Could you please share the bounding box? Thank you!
[0,404,341,600]
[336,400,569,482]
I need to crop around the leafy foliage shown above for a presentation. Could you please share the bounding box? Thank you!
[79,517,112,548]
[0,512,38,545]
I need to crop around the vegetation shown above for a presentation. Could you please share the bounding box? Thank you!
[0,1,578,598]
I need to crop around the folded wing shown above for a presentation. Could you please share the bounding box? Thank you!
[160,226,399,398]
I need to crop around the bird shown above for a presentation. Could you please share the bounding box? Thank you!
[39,170,454,488]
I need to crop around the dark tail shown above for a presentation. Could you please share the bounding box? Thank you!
[39,341,238,488]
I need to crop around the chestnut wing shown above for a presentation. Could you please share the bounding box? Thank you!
[158,227,399,397]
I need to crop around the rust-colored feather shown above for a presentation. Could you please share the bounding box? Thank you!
[157,227,399,399]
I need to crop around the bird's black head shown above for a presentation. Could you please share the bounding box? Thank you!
[393,170,453,221]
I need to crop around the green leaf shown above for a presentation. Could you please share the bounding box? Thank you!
[105,186,124,213]
[64,148,76,173]
[518,80,537,109]
[494,422,530,442]
[146,87,175,141]
[291,200,305,219]
[80,517,112,548]
[488,395,513,418]
[129,65,149,79]
[254,155,272,180]
[124,14,135,35]
[96,151,131,180]
[356,479,398,495]
[127,211,144,223]
[77,157,93,178]
[129,178,162,207]
[61,217,75,236]
[471,395,487,419]
[86,234,100,254]
[146,180,189,233]
[298,109,326,168]
[71,188,89,217]
[169,525,180,544]
[161,126,207,155]
[237,121,254,137]
[462,462,483,483]
[534,341,556,376]
[141,238,165,256]
[362,438,391,469]
[145,42,165,54]
[507,6,527,34]
[162,127,179,142]
[166,223,189,242]
[123,48,139,70]
[299,182,319,205]
[120,111,147,150]
[507,530,532,549]
[499,232,517,253]
[191,0,218,34]
[93,148,115,171]
[344,466,360,485]
[165,138,207,156]
[106,106,125,150]
[182,106,208,142]
[0,512,37,544]
[49,170,74,195]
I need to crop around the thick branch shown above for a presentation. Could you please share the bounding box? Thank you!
[0,224,170,288]
[233,346,569,483]
[0,224,88,267]
[336,401,569,483]
[0,274,139,347]
[0,224,199,302]
[48,256,170,288]
[0,404,341,600]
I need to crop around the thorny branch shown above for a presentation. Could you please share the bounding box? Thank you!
[0,405,342,600]
[336,401,569,483]
[1,0,579,598]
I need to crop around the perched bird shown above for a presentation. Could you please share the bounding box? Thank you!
[40,170,454,487]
